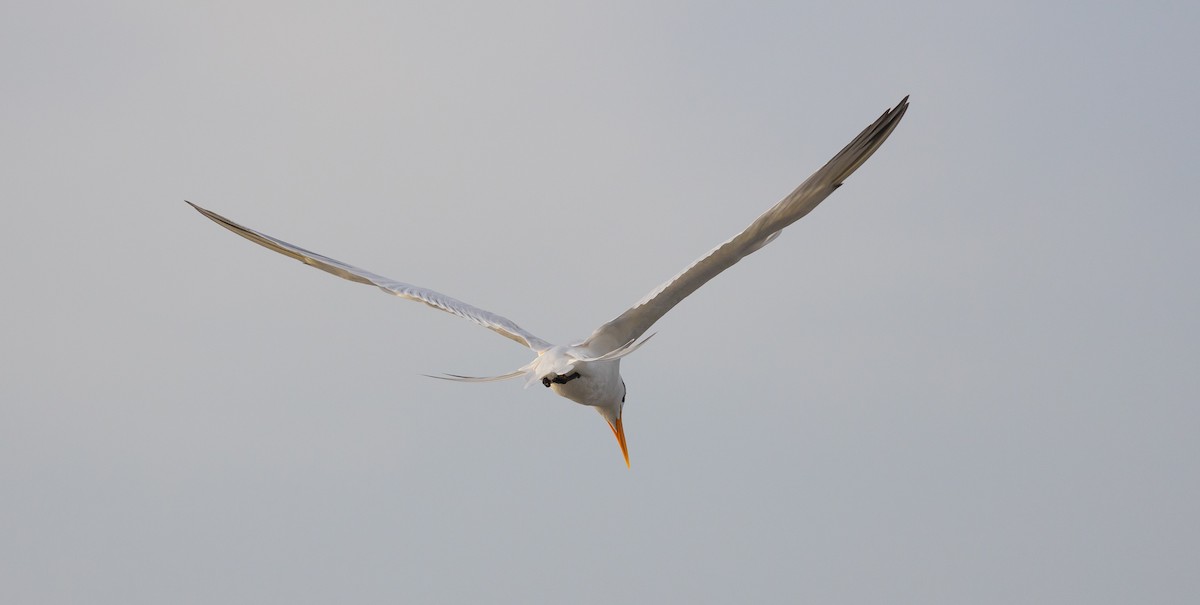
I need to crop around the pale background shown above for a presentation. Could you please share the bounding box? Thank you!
[2,1,1197,603]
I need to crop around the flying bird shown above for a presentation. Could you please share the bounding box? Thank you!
[188,96,908,467]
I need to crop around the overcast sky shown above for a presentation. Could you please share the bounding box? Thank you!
[2,1,1198,603]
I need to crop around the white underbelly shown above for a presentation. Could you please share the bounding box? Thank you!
[551,360,622,407]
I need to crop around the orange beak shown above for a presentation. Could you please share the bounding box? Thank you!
[607,417,630,468]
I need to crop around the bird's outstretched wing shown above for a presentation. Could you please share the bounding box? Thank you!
[582,96,909,352]
[187,202,552,351]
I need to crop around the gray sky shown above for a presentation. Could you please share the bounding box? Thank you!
[3,1,1197,603]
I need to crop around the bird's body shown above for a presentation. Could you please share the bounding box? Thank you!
[188,96,909,467]
[545,356,622,410]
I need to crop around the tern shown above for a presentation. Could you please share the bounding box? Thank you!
[188,96,908,467]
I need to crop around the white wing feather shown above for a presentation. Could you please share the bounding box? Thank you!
[583,96,909,352]
[187,202,552,352]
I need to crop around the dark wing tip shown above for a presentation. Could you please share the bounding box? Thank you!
[185,200,220,222]
[826,95,910,186]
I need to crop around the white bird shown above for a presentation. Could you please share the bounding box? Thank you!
[188,96,908,467]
